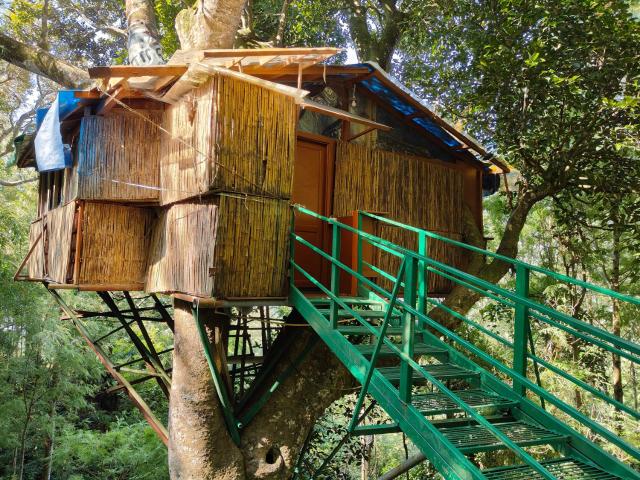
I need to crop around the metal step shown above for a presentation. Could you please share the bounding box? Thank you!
[378,363,478,384]
[354,342,447,359]
[310,297,382,307]
[317,309,397,319]
[413,389,517,416]
[439,420,567,454]
[482,457,621,480]
[338,325,405,336]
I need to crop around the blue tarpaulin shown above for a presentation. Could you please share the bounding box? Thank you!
[34,90,82,172]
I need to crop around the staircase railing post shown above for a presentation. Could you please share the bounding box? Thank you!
[357,211,364,297]
[417,231,427,316]
[513,263,531,397]
[289,207,296,287]
[400,255,418,402]
[330,220,341,329]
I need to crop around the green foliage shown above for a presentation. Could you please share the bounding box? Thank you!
[401,0,640,195]
[52,421,168,480]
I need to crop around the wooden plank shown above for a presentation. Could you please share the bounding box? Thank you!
[201,47,341,59]
[88,64,188,79]
[13,231,42,280]
[245,65,370,78]
[300,99,391,131]
[95,85,127,115]
[47,282,145,291]
[47,290,169,445]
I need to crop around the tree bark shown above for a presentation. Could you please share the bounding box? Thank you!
[0,32,90,88]
[169,301,353,479]
[347,0,404,70]
[125,0,164,65]
[175,0,249,50]
[611,225,623,405]
[169,302,244,479]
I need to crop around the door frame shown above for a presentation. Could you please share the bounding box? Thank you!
[294,131,336,288]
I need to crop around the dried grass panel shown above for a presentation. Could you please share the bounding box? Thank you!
[76,110,162,202]
[146,195,291,298]
[26,219,45,280]
[213,75,297,198]
[333,142,464,233]
[146,199,219,297]
[46,202,76,283]
[213,195,290,298]
[334,142,467,293]
[374,224,467,294]
[78,202,154,286]
[159,80,214,205]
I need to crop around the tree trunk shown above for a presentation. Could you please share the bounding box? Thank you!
[347,0,404,70]
[610,225,623,405]
[169,301,353,479]
[169,301,244,479]
[125,0,164,65]
[175,0,249,50]
[0,32,90,88]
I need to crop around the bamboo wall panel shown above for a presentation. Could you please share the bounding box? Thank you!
[159,80,214,205]
[333,142,467,293]
[76,110,162,202]
[26,219,45,280]
[159,75,297,205]
[146,195,291,298]
[78,202,154,286]
[213,75,297,197]
[46,202,76,283]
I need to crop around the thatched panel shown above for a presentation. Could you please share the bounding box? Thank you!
[26,219,45,280]
[78,202,154,286]
[214,75,297,197]
[333,142,467,293]
[75,110,162,202]
[46,202,76,283]
[146,195,291,298]
[159,80,213,205]
[374,224,466,294]
[159,75,297,205]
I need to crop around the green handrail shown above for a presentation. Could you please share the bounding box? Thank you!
[360,211,640,306]
[290,205,640,465]
[290,258,558,480]
[347,259,406,433]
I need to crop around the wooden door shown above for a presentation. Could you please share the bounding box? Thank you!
[292,136,333,288]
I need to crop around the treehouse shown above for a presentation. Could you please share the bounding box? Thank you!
[14,47,506,300]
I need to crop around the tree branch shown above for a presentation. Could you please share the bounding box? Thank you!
[0,176,38,187]
[0,33,90,88]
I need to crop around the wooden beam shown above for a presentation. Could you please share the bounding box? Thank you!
[300,99,391,131]
[13,231,42,281]
[88,64,188,79]
[95,85,127,115]
[201,47,341,59]
[47,289,169,445]
[246,65,370,78]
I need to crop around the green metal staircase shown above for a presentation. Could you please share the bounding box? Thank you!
[289,206,640,480]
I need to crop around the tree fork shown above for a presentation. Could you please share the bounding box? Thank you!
[169,302,354,479]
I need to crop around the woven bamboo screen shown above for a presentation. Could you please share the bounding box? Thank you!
[159,75,297,206]
[78,202,154,286]
[146,195,291,298]
[26,219,45,280]
[46,202,76,283]
[75,110,162,202]
[333,142,467,293]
